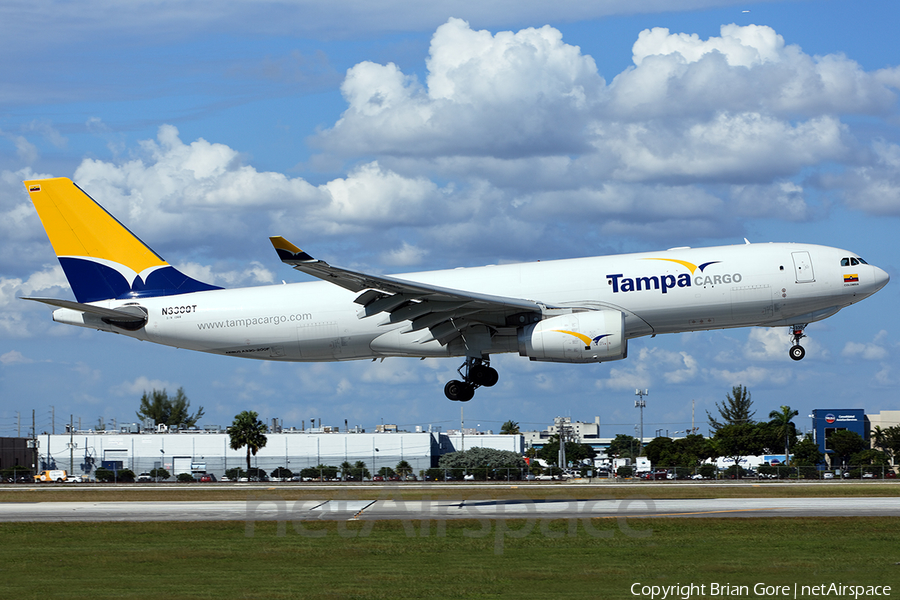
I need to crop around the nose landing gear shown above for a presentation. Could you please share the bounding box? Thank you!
[789,324,807,361]
[444,357,498,401]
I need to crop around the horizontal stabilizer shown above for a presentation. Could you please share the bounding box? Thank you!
[24,297,148,330]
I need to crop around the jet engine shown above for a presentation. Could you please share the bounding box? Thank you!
[517,310,627,363]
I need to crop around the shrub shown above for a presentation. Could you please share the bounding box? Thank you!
[149,468,170,480]
[225,468,245,481]
[270,467,292,480]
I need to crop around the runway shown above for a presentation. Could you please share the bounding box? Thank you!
[2,496,898,522]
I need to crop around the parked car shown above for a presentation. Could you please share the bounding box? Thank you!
[823,472,834,479]
[199,474,217,483]
[137,473,153,482]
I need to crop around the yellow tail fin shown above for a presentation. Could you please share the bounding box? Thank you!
[26,178,219,302]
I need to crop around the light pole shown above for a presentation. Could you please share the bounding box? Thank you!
[635,389,648,455]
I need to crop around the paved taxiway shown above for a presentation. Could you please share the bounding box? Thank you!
[2,496,898,522]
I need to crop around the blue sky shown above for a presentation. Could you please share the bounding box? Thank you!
[2,0,899,438]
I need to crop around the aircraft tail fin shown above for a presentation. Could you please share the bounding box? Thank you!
[25,178,221,303]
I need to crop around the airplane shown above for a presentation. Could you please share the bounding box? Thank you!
[23,177,890,401]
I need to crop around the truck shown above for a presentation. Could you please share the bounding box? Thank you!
[34,469,68,482]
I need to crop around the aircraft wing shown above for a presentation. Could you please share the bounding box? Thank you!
[269,236,546,344]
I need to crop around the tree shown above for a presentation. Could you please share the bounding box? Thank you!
[136,387,205,428]
[301,464,337,480]
[339,460,370,481]
[712,423,765,478]
[149,468,170,481]
[500,420,520,435]
[768,405,799,463]
[395,460,413,478]
[271,467,293,480]
[353,460,371,481]
[537,435,596,467]
[872,426,900,465]
[228,410,268,475]
[225,468,246,481]
[827,429,866,468]
[707,385,755,432]
[643,437,676,466]
[671,434,716,468]
[438,447,527,480]
[791,434,824,466]
[850,449,889,466]
[606,434,640,460]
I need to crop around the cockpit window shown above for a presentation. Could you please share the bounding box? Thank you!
[841,258,850,266]
[850,258,859,266]
[857,257,868,265]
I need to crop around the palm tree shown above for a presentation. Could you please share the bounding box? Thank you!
[228,411,268,475]
[769,405,799,465]
[395,460,413,478]
[500,420,520,435]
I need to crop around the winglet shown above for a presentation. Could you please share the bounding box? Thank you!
[269,236,315,263]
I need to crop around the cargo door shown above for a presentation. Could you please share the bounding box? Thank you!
[172,456,193,476]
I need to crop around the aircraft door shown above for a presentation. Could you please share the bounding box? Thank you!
[297,321,342,359]
[791,251,815,283]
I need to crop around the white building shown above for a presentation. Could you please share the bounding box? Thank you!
[38,429,524,479]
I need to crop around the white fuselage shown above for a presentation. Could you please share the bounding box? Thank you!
[51,242,889,362]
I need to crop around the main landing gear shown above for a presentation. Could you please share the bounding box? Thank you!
[789,324,807,361]
[444,357,499,401]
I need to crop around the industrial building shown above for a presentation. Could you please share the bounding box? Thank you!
[35,427,524,480]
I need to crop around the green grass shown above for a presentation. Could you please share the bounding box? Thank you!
[2,518,898,599]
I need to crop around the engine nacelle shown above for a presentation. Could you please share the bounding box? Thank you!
[518,310,627,363]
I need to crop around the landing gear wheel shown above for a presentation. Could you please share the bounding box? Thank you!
[444,357,499,400]
[470,364,499,387]
[444,380,475,401]
[789,324,808,361]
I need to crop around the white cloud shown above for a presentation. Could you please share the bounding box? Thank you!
[596,346,698,390]
[381,242,429,267]
[842,330,890,361]
[730,180,810,221]
[310,16,895,226]
[744,328,791,361]
[317,18,604,159]
[111,376,179,398]
[833,141,900,216]
[708,364,792,387]
[611,24,899,119]
[0,350,32,365]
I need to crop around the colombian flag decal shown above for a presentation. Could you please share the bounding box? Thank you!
[844,274,859,283]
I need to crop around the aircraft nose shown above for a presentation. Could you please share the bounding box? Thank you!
[872,265,890,292]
